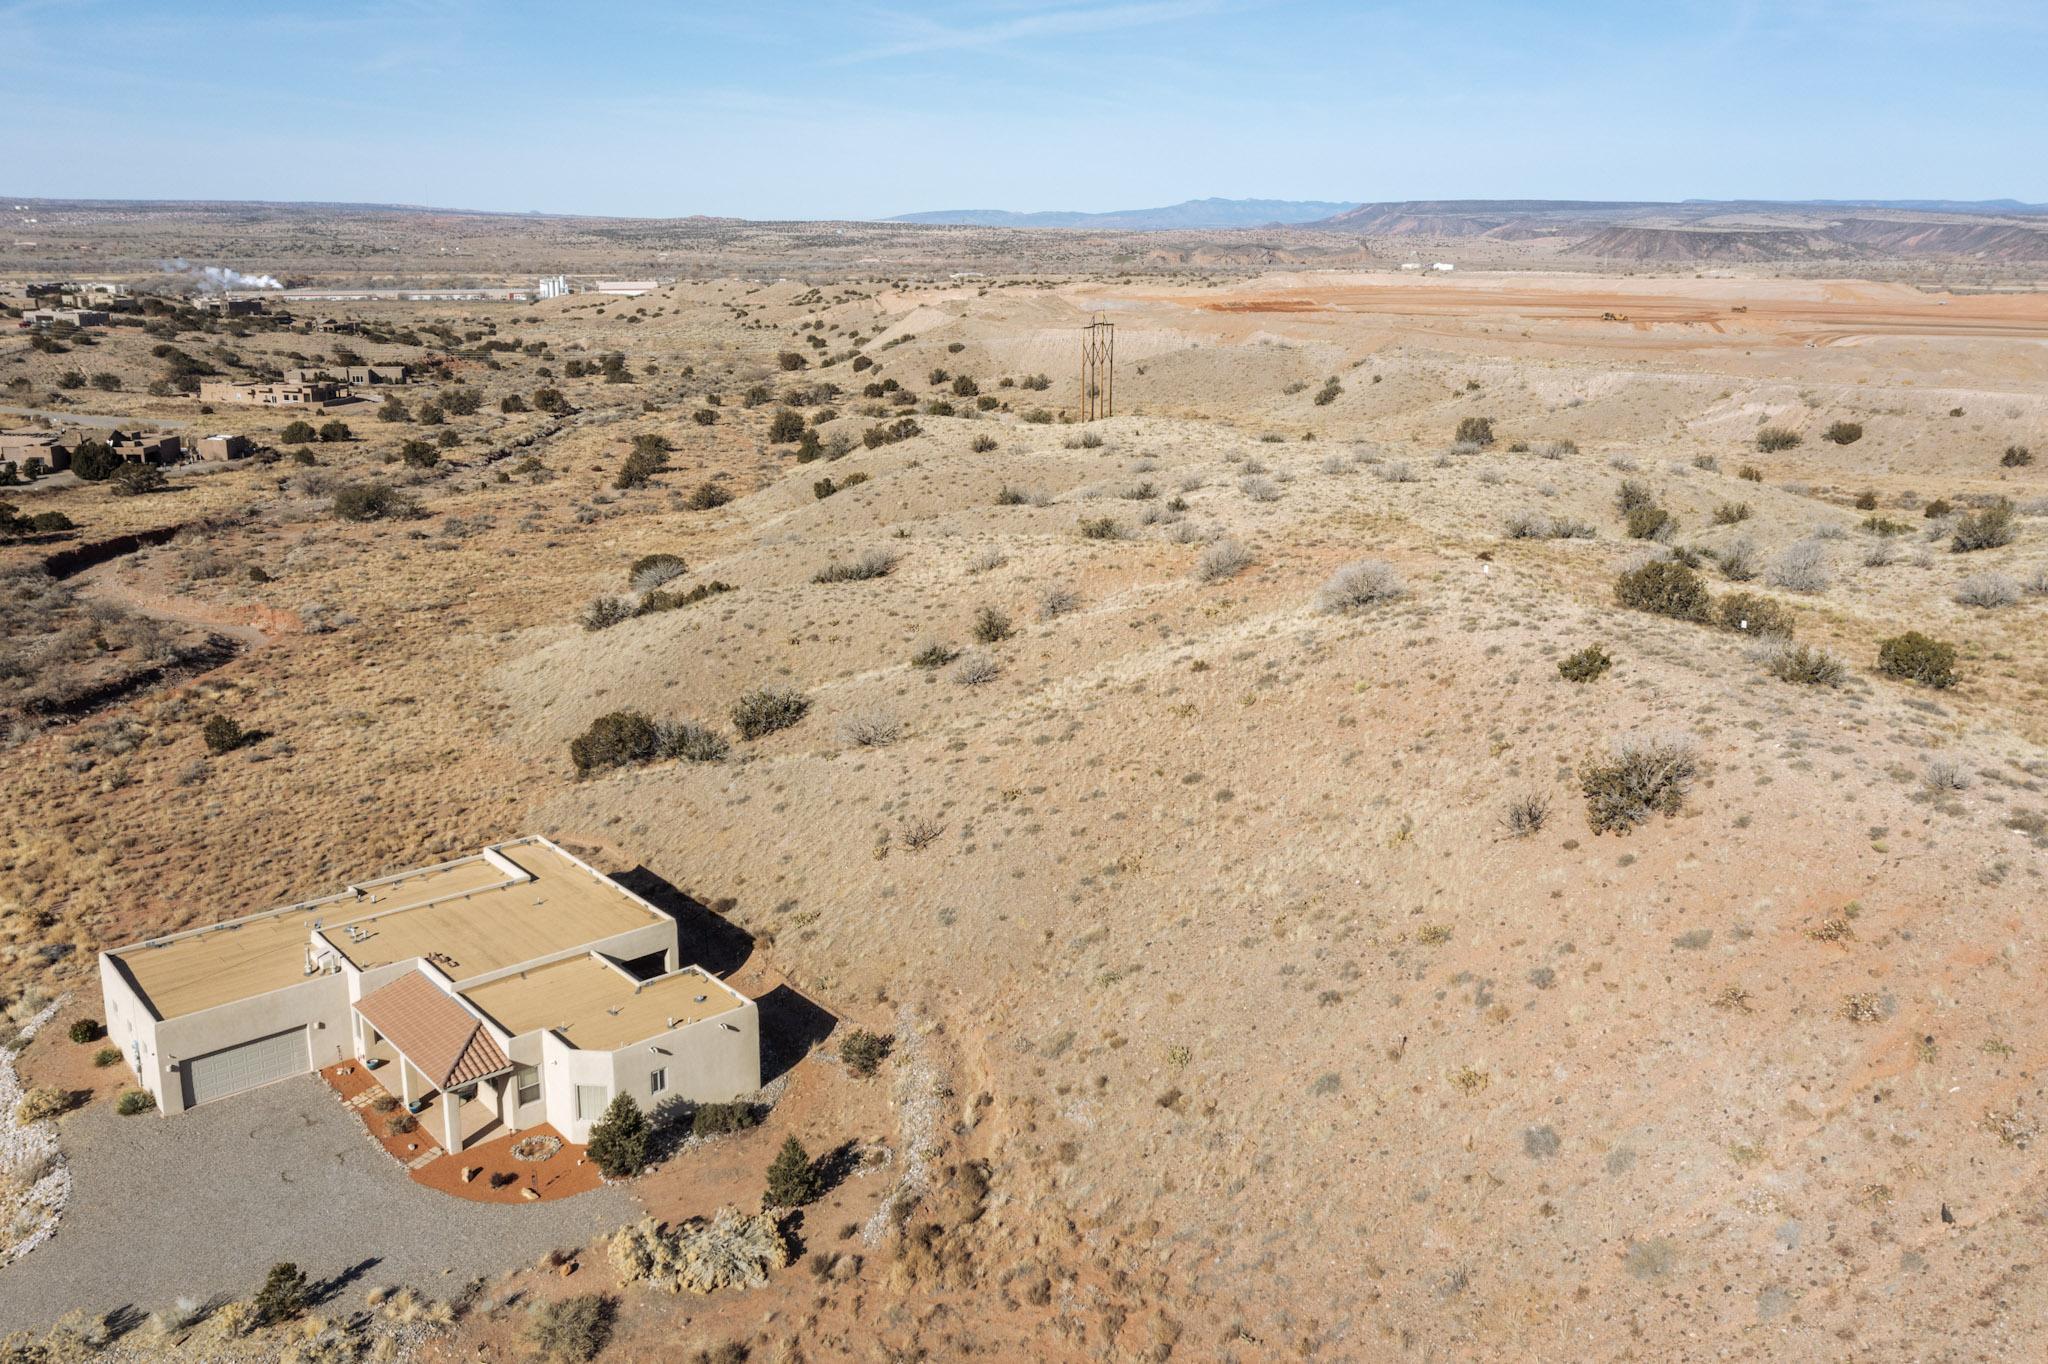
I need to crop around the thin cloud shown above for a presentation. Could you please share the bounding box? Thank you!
[826,0,1225,65]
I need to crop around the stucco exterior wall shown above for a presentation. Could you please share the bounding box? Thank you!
[149,973,350,1114]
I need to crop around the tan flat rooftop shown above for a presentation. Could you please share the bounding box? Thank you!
[317,842,663,982]
[463,956,741,1052]
[110,856,508,1020]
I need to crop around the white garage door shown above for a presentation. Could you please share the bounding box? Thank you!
[180,1027,309,1108]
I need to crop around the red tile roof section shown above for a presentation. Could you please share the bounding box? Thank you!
[354,969,509,1090]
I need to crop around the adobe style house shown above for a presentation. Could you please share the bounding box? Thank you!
[198,378,344,408]
[99,837,759,1154]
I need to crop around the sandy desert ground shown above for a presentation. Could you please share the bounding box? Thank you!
[2,261,2046,1362]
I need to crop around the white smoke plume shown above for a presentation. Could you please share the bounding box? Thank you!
[159,258,284,292]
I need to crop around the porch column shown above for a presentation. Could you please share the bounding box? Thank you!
[443,1087,460,1153]
[350,1010,364,1061]
[397,1057,412,1105]
[498,1074,518,1134]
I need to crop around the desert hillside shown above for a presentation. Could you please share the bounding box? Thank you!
[3,264,2046,1361]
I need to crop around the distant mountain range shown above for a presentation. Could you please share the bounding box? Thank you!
[887,198,1360,230]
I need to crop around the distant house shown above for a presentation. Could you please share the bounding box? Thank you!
[99,836,760,1152]
[197,297,265,317]
[1431,262,1456,272]
[288,364,408,387]
[21,307,109,328]
[199,378,345,408]
[198,433,252,460]
[590,280,659,297]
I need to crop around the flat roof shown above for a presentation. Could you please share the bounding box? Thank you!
[107,839,664,1021]
[462,956,741,1052]
[109,856,507,1021]
[316,842,663,982]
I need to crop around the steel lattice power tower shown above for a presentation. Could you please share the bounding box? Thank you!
[1080,315,1114,421]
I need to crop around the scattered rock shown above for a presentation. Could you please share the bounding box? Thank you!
[462,1166,481,1184]
[520,1187,540,1202]
[608,1207,791,1294]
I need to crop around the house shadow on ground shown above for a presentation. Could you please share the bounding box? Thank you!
[610,866,837,1084]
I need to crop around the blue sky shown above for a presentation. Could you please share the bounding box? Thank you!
[5,0,2045,218]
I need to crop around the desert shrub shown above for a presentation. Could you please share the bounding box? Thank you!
[1712,501,1752,525]
[501,394,529,413]
[1925,756,1972,791]
[1923,497,1953,519]
[16,1086,66,1123]
[1852,489,1878,510]
[317,420,354,443]
[952,652,1001,686]
[1755,426,1801,452]
[691,407,717,426]
[586,1094,649,1178]
[1315,559,1405,614]
[690,1101,759,1138]
[1376,460,1416,483]
[971,434,998,453]
[1756,639,1845,686]
[1193,538,1253,583]
[527,1294,616,1364]
[637,581,731,615]
[628,553,687,591]
[202,715,249,755]
[1954,573,2020,608]
[67,1018,101,1044]
[763,1136,822,1208]
[1077,516,1122,540]
[1579,735,1699,834]
[1455,416,1496,447]
[911,641,958,669]
[812,547,898,583]
[1558,645,1612,682]
[686,480,733,510]
[767,409,805,444]
[280,420,316,444]
[1501,793,1550,838]
[1876,632,1957,689]
[1737,464,1763,482]
[615,448,665,489]
[971,605,1014,643]
[570,710,660,774]
[2002,444,2034,468]
[1238,474,1280,502]
[1614,479,1654,514]
[837,709,902,748]
[252,1263,309,1328]
[838,1029,891,1077]
[1716,537,1759,582]
[654,720,730,763]
[70,441,120,481]
[331,482,415,522]
[1824,421,1863,445]
[1037,585,1081,620]
[114,1089,155,1116]
[93,1046,120,1067]
[1766,539,1832,593]
[1313,377,1342,406]
[1713,591,1795,638]
[1624,504,1674,540]
[1862,516,1909,536]
[1951,500,2016,552]
[1613,559,1710,620]
[732,687,809,739]
[582,595,634,631]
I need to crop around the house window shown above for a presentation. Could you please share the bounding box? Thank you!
[575,1084,609,1121]
[516,1068,541,1108]
[649,1069,667,1096]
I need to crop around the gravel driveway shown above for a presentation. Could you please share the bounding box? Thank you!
[0,1077,632,1333]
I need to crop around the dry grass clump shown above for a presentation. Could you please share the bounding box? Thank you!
[1037,585,1081,619]
[1558,645,1612,682]
[1501,793,1550,838]
[1375,461,1416,484]
[1238,474,1280,502]
[1923,755,1973,792]
[910,640,958,669]
[838,709,901,747]
[1756,426,1802,452]
[1954,573,2020,608]
[655,720,729,763]
[971,605,1013,643]
[1315,559,1405,614]
[812,547,899,583]
[1579,735,1699,834]
[1717,536,1759,581]
[951,652,1001,686]
[1766,538,1832,593]
[1504,509,1593,540]
[1754,639,1845,687]
[1193,538,1253,583]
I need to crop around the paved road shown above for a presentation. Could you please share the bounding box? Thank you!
[0,1077,632,1333]
[0,406,191,429]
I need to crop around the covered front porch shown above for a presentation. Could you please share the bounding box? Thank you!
[352,968,517,1155]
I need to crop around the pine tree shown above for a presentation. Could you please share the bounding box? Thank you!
[585,1093,648,1178]
[763,1135,821,1208]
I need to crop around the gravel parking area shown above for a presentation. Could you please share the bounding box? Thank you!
[0,1076,632,1333]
